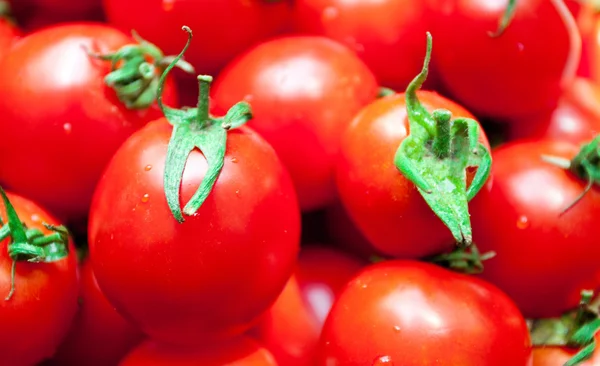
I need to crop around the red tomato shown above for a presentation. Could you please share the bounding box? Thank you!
[120,337,278,366]
[8,0,103,31]
[0,18,20,59]
[509,78,600,144]
[88,118,301,345]
[251,246,366,365]
[426,0,580,121]
[336,91,489,259]
[0,23,178,225]
[470,139,600,318]
[316,260,532,365]
[533,343,600,366]
[212,36,378,211]
[46,259,144,366]
[0,191,79,366]
[293,0,438,91]
[103,0,291,76]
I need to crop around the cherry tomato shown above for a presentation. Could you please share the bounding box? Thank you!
[336,91,489,258]
[471,139,600,318]
[0,191,79,366]
[316,260,532,365]
[533,335,600,366]
[8,0,103,31]
[88,118,301,345]
[0,17,20,59]
[212,36,378,211]
[426,0,580,121]
[120,337,278,366]
[0,23,178,225]
[103,0,291,76]
[46,259,144,366]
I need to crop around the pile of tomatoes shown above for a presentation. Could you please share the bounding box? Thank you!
[1,0,600,365]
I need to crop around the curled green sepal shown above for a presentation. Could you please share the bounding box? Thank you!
[158,26,252,223]
[88,29,195,110]
[394,32,491,247]
[0,187,70,301]
[489,0,517,37]
[428,242,495,275]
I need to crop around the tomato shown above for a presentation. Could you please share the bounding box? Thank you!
[8,0,103,31]
[103,0,291,76]
[509,78,600,144]
[120,337,278,366]
[316,260,532,365]
[293,0,438,91]
[46,259,144,366]
[0,23,178,226]
[0,18,20,59]
[470,139,600,318]
[212,36,378,211]
[0,190,79,366]
[251,246,365,365]
[88,116,300,344]
[426,0,580,121]
[336,91,490,258]
[533,342,600,366]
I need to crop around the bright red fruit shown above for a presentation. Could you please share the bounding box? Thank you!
[212,36,378,211]
[316,260,532,366]
[0,17,20,59]
[533,343,600,366]
[8,0,103,30]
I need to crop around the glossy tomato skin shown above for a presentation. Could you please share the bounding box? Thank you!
[336,92,490,259]
[0,19,20,59]
[8,0,103,30]
[471,140,600,318]
[88,118,301,345]
[251,246,365,366]
[104,0,291,76]
[0,191,79,366]
[120,337,278,366]
[509,78,600,144]
[293,0,437,91]
[533,340,600,366]
[426,0,577,121]
[212,36,378,212]
[316,260,532,366]
[46,259,144,366]
[0,23,178,225]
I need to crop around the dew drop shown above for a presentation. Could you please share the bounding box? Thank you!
[393,325,401,333]
[243,94,254,103]
[63,123,72,134]
[162,0,175,11]
[344,37,365,53]
[516,215,529,229]
[231,157,238,163]
[321,6,339,22]
[235,189,240,195]
[361,283,368,289]
[30,214,40,223]
[517,42,525,52]
[141,194,150,203]
[144,165,153,171]
[373,355,394,365]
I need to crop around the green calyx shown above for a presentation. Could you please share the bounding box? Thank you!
[0,187,70,301]
[489,0,517,37]
[428,242,496,274]
[158,26,252,223]
[394,32,492,247]
[89,30,195,110]
[541,135,600,215]
[529,290,600,366]
[377,87,396,98]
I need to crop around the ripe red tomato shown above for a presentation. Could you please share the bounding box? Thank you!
[8,0,103,30]
[426,0,580,121]
[0,18,20,59]
[103,0,291,76]
[316,260,532,365]
[509,78,600,144]
[533,343,600,366]
[0,190,79,366]
[470,139,600,318]
[46,259,144,366]
[251,246,366,365]
[336,91,489,258]
[293,0,438,91]
[120,337,278,366]
[88,117,301,345]
[212,36,378,211]
[0,23,178,225]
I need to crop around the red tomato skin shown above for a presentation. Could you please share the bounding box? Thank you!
[120,337,278,366]
[0,191,79,366]
[426,0,576,121]
[88,119,301,345]
[336,91,490,259]
[46,260,144,366]
[103,0,291,76]
[316,260,532,366]
[0,23,178,224]
[8,0,103,30]
[0,19,20,58]
[471,140,600,318]
[293,0,437,91]
[533,339,600,366]
[251,246,366,366]
[509,78,600,144]
[212,36,378,212]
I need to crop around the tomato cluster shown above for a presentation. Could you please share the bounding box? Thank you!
[0,1,599,365]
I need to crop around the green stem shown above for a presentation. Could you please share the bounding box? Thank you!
[377,87,396,98]
[432,109,452,159]
[196,75,212,127]
[489,0,517,37]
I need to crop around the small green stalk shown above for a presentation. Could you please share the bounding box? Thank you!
[89,30,195,110]
[0,187,70,301]
[158,26,253,223]
[394,32,492,247]
[489,0,517,37]
[428,242,496,275]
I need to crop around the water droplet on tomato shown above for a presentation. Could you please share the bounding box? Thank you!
[231,157,238,163]
[373,355,394,365]
[144,165,153,171]
[141,194,150,203]
[235,190,240,195]
[162,0,175,11]
[517,43,525,52]
[30,214,40,223]
[321,6,339,22]
[516,215,529,229]
[393,325,401,333]
[344,37,365,53]
[63,123,72,134]
[361,283,368,289]
[243,94,253,103]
